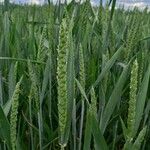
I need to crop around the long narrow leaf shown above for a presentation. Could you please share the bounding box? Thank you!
[100,63,129,133]
[92,116,108,150]
[134,63,150,136]
[0,106,11,149]
[93,46,124,88]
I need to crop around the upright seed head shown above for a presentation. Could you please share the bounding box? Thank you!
[90,87,97,117]
[28,61,39,111]
[10,77,23,150]
[125,15,140,62]
[127,59,138,138]
[37,26,48,62]
[79,44,85,89]
[57,17,69,139]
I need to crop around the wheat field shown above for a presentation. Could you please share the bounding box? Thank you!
[0,0,150,150]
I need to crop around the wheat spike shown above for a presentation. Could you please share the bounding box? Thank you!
[37,26,48,62]
[125,15,140,62]
[138,51,145,86]
[127,59,138,138]
[79,44,85,88]
[97,0,103,36]
[10,77,23,150]
[57,17,68,139]
[90,87,97,117]
[28,61,39,111]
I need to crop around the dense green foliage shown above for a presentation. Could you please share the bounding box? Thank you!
[0,1,150,149]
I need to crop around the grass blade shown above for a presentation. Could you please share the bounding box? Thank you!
[0,106,11,149]
[92,115,108,150]
[100,63,129,133]
[134,63,150,136]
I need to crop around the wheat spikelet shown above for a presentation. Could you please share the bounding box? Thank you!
[37,26,48,62]
[80,0,92,36]
[138,52,145,86]
[9,62,18,99]
[127,59,138,138]
[102,2,109,39]
[97,0,103,36]
[90,87,97,117]
[79,44,85,88]
[10,77,23,150]
[125,15,140,62]
[14,62,18,81]
[28,83,34,102]
[28,61,39,111]
[57,17,68,138]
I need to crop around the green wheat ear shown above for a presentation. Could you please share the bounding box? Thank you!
[37,26,48,62]
[125,15,140,62]
[57,17,69,144]
[10,76,23,150]
[28,61,39,111]
[78,44,86,150]
[138,51,145,86]
[80,0,92,37]
[90,87,97,117]
[97,0,103,36]
[127,59,138,138]
[14,62,18,81]
[79,44,85,88]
